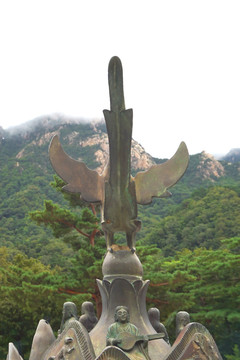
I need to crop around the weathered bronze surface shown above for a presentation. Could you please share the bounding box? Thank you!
[106,306,165,352]
[165,322,223,360]
[29,319,55,360]
[90,276,170,360]
[49,135,105,203]
[7,343,23,360]
[49,56,189,252]
[59,302,79,333]
[148,308,170,345]
[134,142,188,205]
[175,311,190,338]
[79,302,98,332]
[106,306,151,359]
[42,318,95,360]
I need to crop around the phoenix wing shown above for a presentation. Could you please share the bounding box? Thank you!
[49,135,104,203]
[134,142,189,205]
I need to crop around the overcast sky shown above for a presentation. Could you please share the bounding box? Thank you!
[0,0,239,158]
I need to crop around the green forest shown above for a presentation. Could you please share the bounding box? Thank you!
[0,119,240,359]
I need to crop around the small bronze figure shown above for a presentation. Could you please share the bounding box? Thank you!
[79,301,98,332]
[59,302,79,334]
[106,306,165,360]
[106,306,149,360]
[175,311,190,338]
[148,308,170,345]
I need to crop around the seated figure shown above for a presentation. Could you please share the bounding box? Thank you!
[106,306,150,360]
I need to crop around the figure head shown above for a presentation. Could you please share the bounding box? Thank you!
[59,302,78,333]
[62,302,78,321]
[114,306,130,323]
[176,311,190,337]
[176,311,190,327]
[81,301,95,315]
[148,308,160,323]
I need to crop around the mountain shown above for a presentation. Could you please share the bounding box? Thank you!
[2,115,155,172]
[221,148,240,163]
[0,115,239,259]
[0,115,157,260]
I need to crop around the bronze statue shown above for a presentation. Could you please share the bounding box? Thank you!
[79,301,98,332]
[106,306,166,360]
[59,302,79,334]
[175,311,190,338]
[106,306,150,360]
[49,56,189,252]
[148,308,170,345]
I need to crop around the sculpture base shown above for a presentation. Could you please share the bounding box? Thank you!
[102,245,143,281]
[90,249,170,360]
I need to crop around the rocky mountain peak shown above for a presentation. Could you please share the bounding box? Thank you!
[3,116,238,184]
[196,151,225,180]
[221,148,240,163]
[10,117,155,173]
[79,132,156,173]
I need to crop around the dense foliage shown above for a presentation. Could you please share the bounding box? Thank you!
[0,247,68,358]
[1,237,239,358]
[138,238,240,355]
[140,186,240,255]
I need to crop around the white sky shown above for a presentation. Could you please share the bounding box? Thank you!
[0,0,239,158]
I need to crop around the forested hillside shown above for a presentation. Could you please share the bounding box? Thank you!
[0,116,240,359]
[1,116,239,256]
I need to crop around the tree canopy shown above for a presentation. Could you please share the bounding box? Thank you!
[140,186,240,256]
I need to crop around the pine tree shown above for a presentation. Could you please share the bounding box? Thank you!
[29,176,106,315]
